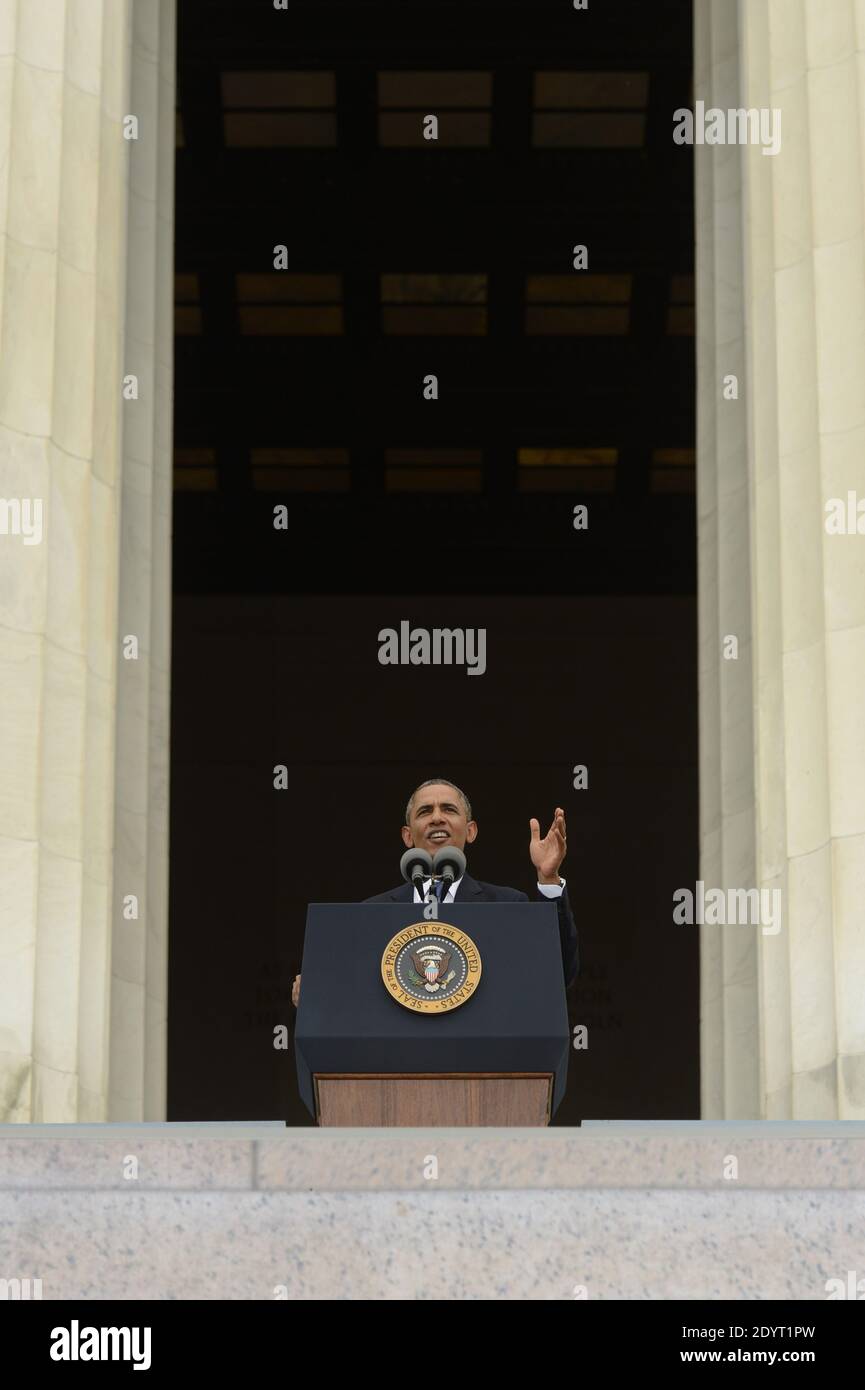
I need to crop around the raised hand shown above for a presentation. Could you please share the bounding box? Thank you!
[529,807,567,883]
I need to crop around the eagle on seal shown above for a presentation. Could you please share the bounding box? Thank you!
[412,950,451,987]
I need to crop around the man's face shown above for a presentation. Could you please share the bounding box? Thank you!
[401,782,478,858]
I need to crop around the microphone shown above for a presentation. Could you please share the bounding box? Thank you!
[400,848,433,897]
[432,846,466,893]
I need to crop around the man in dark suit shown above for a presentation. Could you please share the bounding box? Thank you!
[292,778,578,1004]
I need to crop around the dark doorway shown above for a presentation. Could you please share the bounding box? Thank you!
[169,0,697,1122]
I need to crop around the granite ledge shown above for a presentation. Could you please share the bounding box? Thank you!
[0,1121,864,1190]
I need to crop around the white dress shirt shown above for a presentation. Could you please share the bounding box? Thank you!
[413,876,566,904]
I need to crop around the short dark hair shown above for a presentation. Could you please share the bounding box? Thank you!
[405,779,472,825]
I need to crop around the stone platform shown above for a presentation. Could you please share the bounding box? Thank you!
[1,1121,864,1299]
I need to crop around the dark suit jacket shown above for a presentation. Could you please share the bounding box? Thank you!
[364,872,579,988]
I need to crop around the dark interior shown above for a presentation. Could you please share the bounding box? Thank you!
[169,0,698,1123]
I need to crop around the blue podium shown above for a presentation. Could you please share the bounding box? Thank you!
[294,901,570,1126]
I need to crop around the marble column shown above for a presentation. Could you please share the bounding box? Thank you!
[696,0,865,1117]
[0,0,175,1121]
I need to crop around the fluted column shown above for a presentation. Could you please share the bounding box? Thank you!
[697,0,865,1117]
[0,0,175,1121]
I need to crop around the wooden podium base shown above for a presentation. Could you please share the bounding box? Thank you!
[314,1072,553,1126]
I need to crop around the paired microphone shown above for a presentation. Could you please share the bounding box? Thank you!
[399,845,467,900]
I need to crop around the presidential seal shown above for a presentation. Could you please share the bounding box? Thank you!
[381,922,482,1013]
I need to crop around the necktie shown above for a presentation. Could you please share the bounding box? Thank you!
[433,878,445,901]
